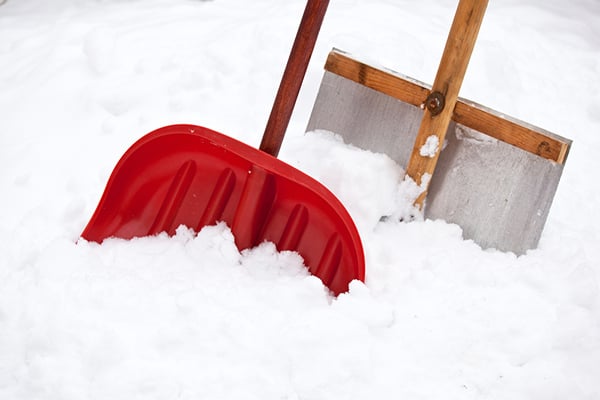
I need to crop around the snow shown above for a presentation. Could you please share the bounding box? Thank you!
[419,135,440,158]
[1,0,599,398]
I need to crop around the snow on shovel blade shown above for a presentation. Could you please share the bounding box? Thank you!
[81,124,365,295]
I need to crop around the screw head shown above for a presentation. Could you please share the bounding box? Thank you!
[425,91,445,116]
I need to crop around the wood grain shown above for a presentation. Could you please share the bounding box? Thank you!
[259,0,329,157]
[405,0,488,207]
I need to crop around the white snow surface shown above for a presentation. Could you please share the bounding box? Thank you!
[419,135,440,158]
[1,0,600,398]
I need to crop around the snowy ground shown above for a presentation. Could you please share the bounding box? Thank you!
[1,0,599,398]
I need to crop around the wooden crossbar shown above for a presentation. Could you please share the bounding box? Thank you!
[324,49,570,165]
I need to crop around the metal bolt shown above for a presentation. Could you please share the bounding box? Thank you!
[425,91,445,116]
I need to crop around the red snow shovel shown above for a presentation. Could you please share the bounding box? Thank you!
[81,0,365,295]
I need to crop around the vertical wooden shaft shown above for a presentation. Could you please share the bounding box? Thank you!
[259,0,330,157]
[406,0,488,207]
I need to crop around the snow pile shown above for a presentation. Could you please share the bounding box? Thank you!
[1,0,599,399]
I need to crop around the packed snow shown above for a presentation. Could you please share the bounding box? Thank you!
[1,0,599,399]
[419,135,440,158]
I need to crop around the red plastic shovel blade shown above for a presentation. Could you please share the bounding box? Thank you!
[82,124,365,295]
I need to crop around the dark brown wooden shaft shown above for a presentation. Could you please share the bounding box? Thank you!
[259,0,330,157]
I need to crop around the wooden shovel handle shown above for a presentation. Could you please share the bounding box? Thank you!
[406,0,488,207]
[259,0,330,157]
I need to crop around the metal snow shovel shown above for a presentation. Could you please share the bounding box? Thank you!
[81,0,365,295]
[307,0,572,254]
